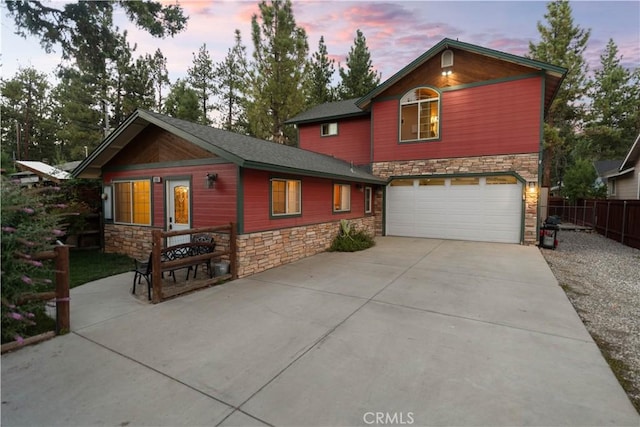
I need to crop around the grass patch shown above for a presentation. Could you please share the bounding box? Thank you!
[70,250,134,288]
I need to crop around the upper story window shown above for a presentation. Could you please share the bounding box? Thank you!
[114,179,151,225]
[399,87,440,142]
[333,183,351,212]
[271,178,301,216]
[321,122,338,136]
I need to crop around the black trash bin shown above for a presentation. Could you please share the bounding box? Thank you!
[539,222,559,249]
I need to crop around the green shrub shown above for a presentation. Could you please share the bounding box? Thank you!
[328,220,375,252]
[1,177,63,343]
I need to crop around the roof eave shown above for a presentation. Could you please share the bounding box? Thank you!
[72,109,248,179]
[621,134,640,170]
[285,111,369,126]
[242,160,386,185]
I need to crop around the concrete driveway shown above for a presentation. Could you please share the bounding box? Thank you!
[2,237,638,426]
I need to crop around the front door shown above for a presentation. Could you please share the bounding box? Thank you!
[167,179,191,246]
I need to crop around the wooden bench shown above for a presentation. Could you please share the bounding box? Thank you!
[133,240,218,300]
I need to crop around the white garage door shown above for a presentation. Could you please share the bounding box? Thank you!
[386,175,523,243]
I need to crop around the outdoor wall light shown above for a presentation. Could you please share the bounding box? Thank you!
[528,181,538,194]
[441,69,453,76]
[206,172,218,189]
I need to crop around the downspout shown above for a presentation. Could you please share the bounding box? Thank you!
[536,72,546,244]
[236,166,244,235]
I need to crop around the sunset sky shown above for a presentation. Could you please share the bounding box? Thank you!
[1,1,639,86]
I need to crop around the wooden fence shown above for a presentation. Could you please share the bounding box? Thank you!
[1,245,70,354]
[151,223,237,304]
[546,198,640,250]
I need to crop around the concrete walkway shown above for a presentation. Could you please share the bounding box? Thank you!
[2,237,638,426]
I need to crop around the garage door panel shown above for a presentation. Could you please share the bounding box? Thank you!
[386,177,522,243]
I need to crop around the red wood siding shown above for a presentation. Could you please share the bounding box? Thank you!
[103,163,238,229]
[298,116,371,165]
[373,77,542,162]
[242,169,367,233]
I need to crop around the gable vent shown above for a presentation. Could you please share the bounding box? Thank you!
[441,49,454,68]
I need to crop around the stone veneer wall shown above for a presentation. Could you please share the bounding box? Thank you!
[236,216,375,278]
[105,218,376,277]
[372,153,540,244]
[104,223,158,260]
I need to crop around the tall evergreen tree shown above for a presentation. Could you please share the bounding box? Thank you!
[149,49,170,112]
[50,67,103,161]
[307,36,336,106]
[110,31,136,125]
[187,43,215,125]
[581,39,640,159]
[6,1,187,62]
[528,0,590,187]
[338,29,380,100]
[124,56,156,115]
[248,0,309,144]
[0,67,54,162]
[164,79,202,122]
[214,29,249,134]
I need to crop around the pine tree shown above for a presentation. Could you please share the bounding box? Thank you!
[248,0,309,145]
[149,49,170,112]
[5,1,187,60]
[164,79,202,122]
[582,39,640,159]
[338,29,380,100]
[187,43,215,125]
[0,67,54,162]
[50,67,103,161]
[214,29,249,134]
[528,0,590,187]
[306,36,336,106]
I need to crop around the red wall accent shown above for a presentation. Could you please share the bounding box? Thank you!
[373,77,543,162]
[242,169,368,233]
[103,163,238,229]
[298,116,371,165]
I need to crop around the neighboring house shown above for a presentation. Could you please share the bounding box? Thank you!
[603,134,640,199]
[593,159,624,197]
[288,38,566,244]
[11,160,73,186]
[72,109,385,277]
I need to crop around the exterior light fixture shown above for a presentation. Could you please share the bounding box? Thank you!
[441,69,453,76]
[528,181,537,194]
[206,172,218,189]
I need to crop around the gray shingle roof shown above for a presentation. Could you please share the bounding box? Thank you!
[73,109,384,185]
[284,99,368,124]
[593,159,624,177]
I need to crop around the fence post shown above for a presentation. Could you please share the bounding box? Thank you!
[605,202,610,237]
[621,201,627,245]
[151,230,163,304]
[593,201,597,229]
[582,199,586,225]
[230,222,238,279]
[54,245,70,334]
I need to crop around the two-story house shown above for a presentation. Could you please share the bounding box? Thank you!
[287,38,566,245]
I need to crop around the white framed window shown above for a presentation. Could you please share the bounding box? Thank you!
[321,122,338,136]
[333,183,351,212]
[608,180,616,196]
[271,178,301,216]
[113,180,151,225]
[399,87,440,142]
[364,186,372,214]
